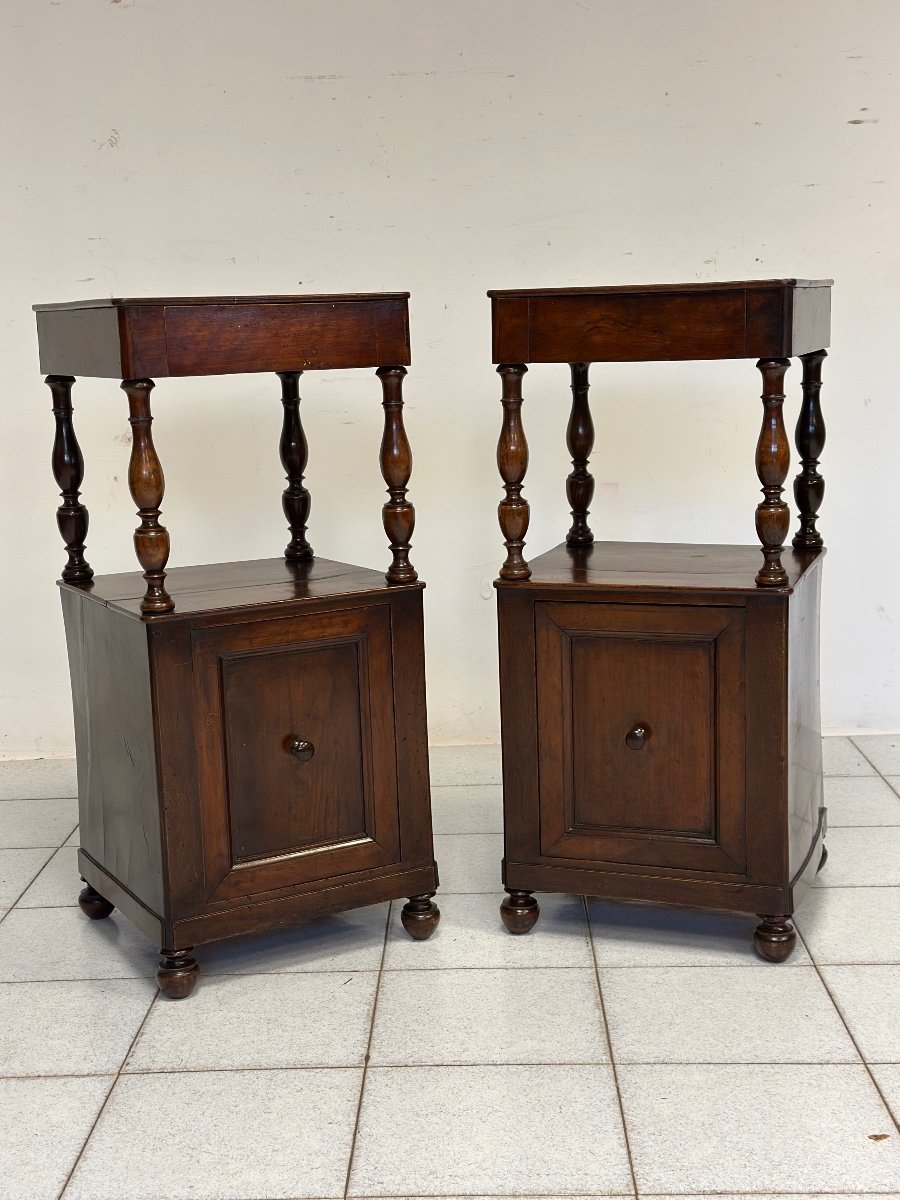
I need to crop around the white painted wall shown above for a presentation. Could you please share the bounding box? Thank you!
[3,0,899,756]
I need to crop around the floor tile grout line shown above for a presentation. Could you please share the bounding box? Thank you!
[848,735,892,779]
[5,1055,896,1084]
[0,845,61,927]
[584,895,640,1197]
[342,897,392,1200]
[804,939,900,1138]
[56,984,161,1199]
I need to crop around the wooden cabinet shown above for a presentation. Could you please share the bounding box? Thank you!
[36,294,439,997]
[490,281,831,960]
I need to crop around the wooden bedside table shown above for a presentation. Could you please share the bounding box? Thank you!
[489,279,831,961]
[35,293,440,997]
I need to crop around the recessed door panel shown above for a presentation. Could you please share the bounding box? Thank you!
[222,640,367,862]
[192,604,401,904]
[536,602,747,874]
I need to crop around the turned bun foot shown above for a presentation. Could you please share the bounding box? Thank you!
[500,890,540,934]
[78,881,114,920]
[156,949,199,999]
[400,894,440,940]
[754,914,797,962]
[818,843,828,872]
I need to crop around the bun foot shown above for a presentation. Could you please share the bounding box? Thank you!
[818,843,828,872]
[156,949,199,999]
[78,881,114,920]
[754,914,797,962]
[500,890,540,934]
[400,894,440,940]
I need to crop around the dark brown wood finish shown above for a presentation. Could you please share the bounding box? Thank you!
[566,363,594,546]
[37,294,437,996]
[497,364,531,580]
[277,371,313,561]
[754,358,792,587]
[123,378,173,613]
[47,376,94,583]
[793,350,827,549]
[378,366,417,583]
[489,279,831,959]
[34,294,411,378]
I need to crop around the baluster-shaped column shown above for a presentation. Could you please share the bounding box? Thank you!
[46,375,93,582]
[754,358,791,587]
[792,350,827,550]
[277,371,313,561]
[497,364,530,580]
[377,366,417,583]
[566,361,594,545]
[122,379,173,613]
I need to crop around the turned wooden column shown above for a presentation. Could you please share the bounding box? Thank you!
[754,358,791,587]
[378,366,417,584]
[497,364,530,580]
[122,379,173,614]
[46,375,93,583]
[277,371,313,561]
[793,350,827,550]
[566,362,594,546]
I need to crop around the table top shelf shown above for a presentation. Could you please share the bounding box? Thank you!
[490,277,831,363]
[34,292,411,378]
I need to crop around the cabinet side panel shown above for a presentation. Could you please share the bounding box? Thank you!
[390,590,436,869]
[60,591,164,913]
[788,560,825,882]
[498,589,540,869]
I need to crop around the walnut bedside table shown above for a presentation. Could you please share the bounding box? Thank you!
[35,292,440,997]
[489,279,831,961]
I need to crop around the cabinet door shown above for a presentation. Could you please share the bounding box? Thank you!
[535,601,746,875]
[192,604,401,904]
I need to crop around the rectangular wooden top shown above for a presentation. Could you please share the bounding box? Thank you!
[494,541,824,596]
[489,279,831,363]
[34,293,411,378]
[58,555,422,620]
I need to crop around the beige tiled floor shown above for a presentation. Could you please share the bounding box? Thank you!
[0,736,898,1199]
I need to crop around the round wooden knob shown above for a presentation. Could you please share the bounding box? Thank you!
[625,725,649,750]
[286,737,315,762]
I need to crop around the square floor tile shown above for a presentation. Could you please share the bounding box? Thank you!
[588,899,811,967]
[65,1068,361,1200]
[872,1064,900,1127]
[0,757,77,801]
[619,1063,900,1192]
[825,775,900,826]
[822,965,900,1062]
[429,744,501,786]
[823,736,878,776]
[126,971,377,1072]
[431,784,503,834]
[798,886,900,964]
[0,908,155,982]
[0,848,53,908]
[433,833,503,892]
[0,979,153,1075]
[17,845,79,907]
[201,902,388,975]
[601,965,857,1063]
[348,1064,632,1196]
[371,967,607,1065]
[1,1077,112,1199]
[853,735,900,775]
[0,796,78,848]
[815,826,900,887]
[383,893,593,970]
